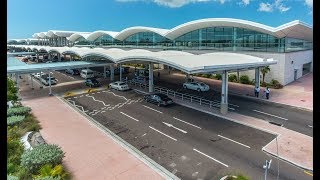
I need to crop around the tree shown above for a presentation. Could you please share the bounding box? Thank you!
[260,66,271,83]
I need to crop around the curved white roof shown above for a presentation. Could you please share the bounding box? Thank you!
[68,32,92,42]
[46,30,77,38]
[29,18,312,42]
[165,18,313,41]
[11,45,277,74]
[115,26,170,41]
[86,31,119,41]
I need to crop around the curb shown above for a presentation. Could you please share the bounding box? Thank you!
[57,96,180,180]
[229,92,313,112]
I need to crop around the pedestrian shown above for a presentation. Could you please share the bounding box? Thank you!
[265,87,270,99]
[125,76,128,83]
[168,67,171,74]
[157,71,160,79]
[254,86,260,97]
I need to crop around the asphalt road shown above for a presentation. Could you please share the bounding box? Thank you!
[26,66,313,137]
[65,89,312,180]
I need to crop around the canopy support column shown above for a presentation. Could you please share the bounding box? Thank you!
[220,70,228,114]
[149,63,154,93]
[48,71,53,96]
[255,67,260,89]
[119,63,122,81]
[30,74,34,90]
[58,54,61,62]
[103,66,107,78]
[110,65,114,81]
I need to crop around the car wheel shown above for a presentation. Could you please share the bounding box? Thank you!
[157,102,161,107]
[183,85,187,89]
[197,88,201,92]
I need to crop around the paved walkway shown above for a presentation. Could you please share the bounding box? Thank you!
[161,71,313,111]
[22,96,165,180]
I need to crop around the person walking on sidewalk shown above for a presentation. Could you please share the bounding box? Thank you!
[157,71,160,80]
[264,87,270,99]
[254,86,260,97]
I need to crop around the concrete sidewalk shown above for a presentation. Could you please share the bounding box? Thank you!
[162,71,313,111]
[22,96,167,180]
[132,86,313,171]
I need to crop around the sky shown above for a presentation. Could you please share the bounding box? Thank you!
[7,0,313,39]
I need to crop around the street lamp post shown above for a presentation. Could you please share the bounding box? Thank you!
[263,159,272,180]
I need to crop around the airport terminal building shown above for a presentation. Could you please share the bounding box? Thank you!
[7,18,313,85]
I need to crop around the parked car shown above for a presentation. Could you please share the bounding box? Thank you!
[33,72,46,79]
[46,61,53,63]
[80,69,95,79]
[65,69,80,75]
[22,58,28,62]
[132,76,149,84]
[144,93,174,107]
[39,75,57,86]
[183,81,210,92]
[85,78,101,87]
[109,81,130,91]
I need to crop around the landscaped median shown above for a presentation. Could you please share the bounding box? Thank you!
[62,86,109,98]
[7,77,70,180]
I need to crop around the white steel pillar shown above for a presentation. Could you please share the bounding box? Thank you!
[48,71,52,96]
[30,74,34,90]
[149,63,154,92]
[119,64,122,81]
[103,65,106,78]
[110,64,114,81]
[220,70,228,114]
[255,67,260,89]
[15,73,19,89]
[58,54,61,61]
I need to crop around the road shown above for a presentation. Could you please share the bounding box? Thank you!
[65,89,312,180]
[25,67,313,137]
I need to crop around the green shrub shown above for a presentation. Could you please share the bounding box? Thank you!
[7,77,18,102]
[270,79,283,89]
[16,114,41,136]
[239,75,250,84]
[21,144,65,173]
[7,126,20,139]
[7,106,31,117]
[15,167,32,180]
[202,74,211,78]
[7,175,19,180]
[34,164,68,179]
[228,74,238,82]
[35,176,61,180]
[7,116,25,126]
[214,74,222,80]
[7,137,24,165]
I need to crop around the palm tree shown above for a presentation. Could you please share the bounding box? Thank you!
[260,66,270,83]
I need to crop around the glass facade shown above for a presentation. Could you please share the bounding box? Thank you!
[42,27,313,53]
[74,37,90,45]
[123,32,172,47]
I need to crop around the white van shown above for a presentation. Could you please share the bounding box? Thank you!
[80,69,95,79]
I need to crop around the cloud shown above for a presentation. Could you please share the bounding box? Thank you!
[116,0,227,8]
[241,0,250,6]
[305,0,312,8]
[258,0,290,13]
[258,2,273,12]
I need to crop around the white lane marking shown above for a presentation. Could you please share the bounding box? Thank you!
[142,105,163,114]
[120,112,139,122]
[86,94,109,107]
[79,95,83,97]
[104,90,128,100]
[308,125,313,128]
[97,92,101,93]
[149,126,177,141]
[163,122,187,134]
[74,97,77,99]
[217,135,251,149]
[193,148,229,168]
[253,110,288,121]
[173,117,201,129]
[141,133,147,137]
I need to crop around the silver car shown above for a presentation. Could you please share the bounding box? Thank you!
[109,81,130,91]
[183,82,210,92]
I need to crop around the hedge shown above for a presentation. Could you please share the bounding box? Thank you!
[7,116,25,126]
[7,106,31,117]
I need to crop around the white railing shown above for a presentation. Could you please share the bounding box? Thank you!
[125,79,235,110]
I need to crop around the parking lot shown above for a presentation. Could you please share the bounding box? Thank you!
[64,89,311,180]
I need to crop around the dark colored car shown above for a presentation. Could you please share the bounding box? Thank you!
[65,69,80,75]
[144,93,174,107]
[85,78,101,87]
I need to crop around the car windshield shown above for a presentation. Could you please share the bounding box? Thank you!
[73,69,79,73]
[119,83,126,86]
[156,94,168,99]
[200,83,206,86]
[91,79,98,83]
